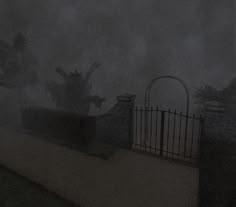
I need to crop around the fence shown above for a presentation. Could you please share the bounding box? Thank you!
[131,106,204,163]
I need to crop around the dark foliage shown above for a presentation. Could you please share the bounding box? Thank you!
[195,77,236,105]
[47,62,105,115]
[0,33,38,88]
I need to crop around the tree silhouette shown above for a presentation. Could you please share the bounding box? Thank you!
[0,32,38,89]
[47,62,105,115]
[195,78,236,105]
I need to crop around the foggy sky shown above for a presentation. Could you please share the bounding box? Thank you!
[0,0,235,114]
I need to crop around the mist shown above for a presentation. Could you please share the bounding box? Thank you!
[0,0,234,116]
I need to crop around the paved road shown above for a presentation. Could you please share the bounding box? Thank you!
[0,167,78,207]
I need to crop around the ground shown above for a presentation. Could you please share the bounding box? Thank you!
[0,126,198,207]
[0,166,78,207]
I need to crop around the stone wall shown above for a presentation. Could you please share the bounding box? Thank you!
[96,93,136,149]
[199,101,236,207]
[22,107,96,147]
[21,93,136,150]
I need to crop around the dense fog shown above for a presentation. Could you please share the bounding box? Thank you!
[0,0,234,122]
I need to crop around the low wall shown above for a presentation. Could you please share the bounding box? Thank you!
[22,94,136,150]
[22,107,96,147]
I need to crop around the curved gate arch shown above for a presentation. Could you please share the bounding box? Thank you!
[144,75,190,115]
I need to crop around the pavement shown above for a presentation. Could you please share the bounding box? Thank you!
[0,166,78,207]
[0,126,198,207]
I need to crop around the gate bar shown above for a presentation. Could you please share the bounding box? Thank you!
[160,111,165,157]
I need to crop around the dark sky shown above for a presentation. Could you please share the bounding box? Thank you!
[0,0,234,114]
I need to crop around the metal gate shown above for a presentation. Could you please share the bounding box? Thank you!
[131,106,204,163]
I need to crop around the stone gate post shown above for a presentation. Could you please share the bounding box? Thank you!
[96,93,136,149]
[199,101,236,207]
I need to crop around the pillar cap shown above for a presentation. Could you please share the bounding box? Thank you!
[117,93,136,102]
